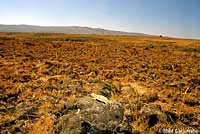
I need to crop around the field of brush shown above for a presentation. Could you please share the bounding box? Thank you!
[0,33,199,133]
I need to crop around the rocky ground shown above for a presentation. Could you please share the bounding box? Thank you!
[0,33,199,133]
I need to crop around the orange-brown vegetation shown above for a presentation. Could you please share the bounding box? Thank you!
[0,33,199,133]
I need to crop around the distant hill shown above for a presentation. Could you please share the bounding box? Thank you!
[0,24,149,36]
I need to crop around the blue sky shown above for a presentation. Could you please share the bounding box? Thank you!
[0,0,200,39]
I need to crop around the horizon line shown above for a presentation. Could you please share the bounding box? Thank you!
[0,23,199,40]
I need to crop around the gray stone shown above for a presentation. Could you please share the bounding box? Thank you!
[55,94,134,134]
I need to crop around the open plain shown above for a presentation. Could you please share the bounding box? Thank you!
[0,33,199,133]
